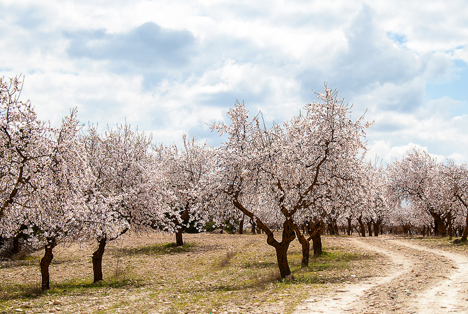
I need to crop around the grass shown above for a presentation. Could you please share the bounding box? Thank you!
[112,242,196,256]
[0,233,380,313]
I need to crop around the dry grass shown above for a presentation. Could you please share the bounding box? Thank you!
[0,232,384,313]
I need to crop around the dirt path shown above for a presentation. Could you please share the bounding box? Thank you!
[293,236,468,314]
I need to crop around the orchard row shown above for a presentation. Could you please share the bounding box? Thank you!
[1,76,467,291]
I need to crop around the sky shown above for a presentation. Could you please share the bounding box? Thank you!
[1,0,468,164]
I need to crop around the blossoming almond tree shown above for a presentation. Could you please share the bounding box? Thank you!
[441,160,468,241]
[388,149,456,237]
[3,109,90,290]
[155,135,216,246]
[0,76,50,222]
[213,86,370,277]
[82,123,164,282]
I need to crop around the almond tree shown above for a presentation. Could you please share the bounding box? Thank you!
[0,76,49,222]
[212,86,369,277]
[388,149,455,237]
[2,109,89,290]
[441,161,468,241]
[82,123,164,282]
[155,135,215,246]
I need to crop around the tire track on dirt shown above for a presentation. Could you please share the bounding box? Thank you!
[393,239,468,313]
[294,236,466,314]
[294,237,414,313]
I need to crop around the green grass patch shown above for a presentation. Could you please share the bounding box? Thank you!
[112,242,195,256]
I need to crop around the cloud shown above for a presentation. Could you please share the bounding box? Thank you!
[1,0,468,163]
[66,22,196,73]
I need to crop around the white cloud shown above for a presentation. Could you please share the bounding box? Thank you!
[0,0,467,162]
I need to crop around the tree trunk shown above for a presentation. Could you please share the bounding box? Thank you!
[275,245,291,278]
[312,233,322,256]
[175,208,189,246]
[461,219,468,242]
[447,212,453,240]
[92,238,107,283]
[12,234,21,255]
[357,217,366,237]
[373,220,381,237]
[40,239,56,290]
[176,227,184,246]
[347,217,352,236]
[265,219,296,278]
[238,214,244,234]
[250,218,256,234]
[232,199,296,279]
[300,240,310,267]
[367,221,373,237]
[433,214,447,237]
[293,225,310,268]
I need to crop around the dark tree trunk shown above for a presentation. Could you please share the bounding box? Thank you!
[447,212,453,240]
[461,221,468,242]
[12,234,21,255]
[40,239,56,291]
[232,199,296,279]
[312,233,322,256]
[456,195,468,241]
[176,227,184,246]
[92,238,107,283]
[357,217,366,237]
[175,208,189,246]
[373,220,381,237]
[367,221,373,237]
[433,214,447,237]
[275,245,291,278]
[293,225,310,268]
[347,217,352,236]
[260,219,296,278]
[239,214,244,234]
[300,240,310,267]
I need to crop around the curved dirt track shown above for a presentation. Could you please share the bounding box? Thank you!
[294,236,468,314]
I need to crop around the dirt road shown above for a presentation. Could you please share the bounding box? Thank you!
[294,236,468,314]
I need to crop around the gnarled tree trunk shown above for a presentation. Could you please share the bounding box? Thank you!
[175,208,189,246]
[433,214,447,237]
[270,220,296,278]
[293,225,310,267]
[92,238,107,282]
[312,232,322,256]
[40,239,57,290]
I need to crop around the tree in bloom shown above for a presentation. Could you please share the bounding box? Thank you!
[1,109,89,290]
[388,149,456,237]
[81,123,164,282]
[212,86,370,276]
[440,160,468,241]
[154,135,215,246]
[0,76,49,222]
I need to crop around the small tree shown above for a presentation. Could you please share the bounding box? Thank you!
[82,123,161,282]
[155,135,215,246]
